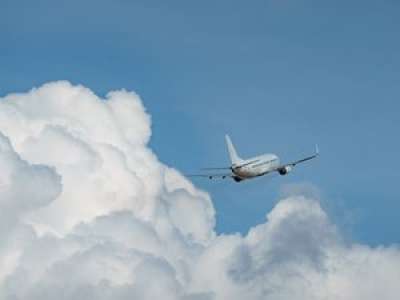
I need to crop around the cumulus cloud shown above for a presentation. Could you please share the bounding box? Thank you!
[0,81,398,300]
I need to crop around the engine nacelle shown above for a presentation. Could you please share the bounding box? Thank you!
[233,176,243,182]
[278,166,292,175]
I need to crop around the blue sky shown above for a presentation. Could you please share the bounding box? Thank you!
[1,0,399,245]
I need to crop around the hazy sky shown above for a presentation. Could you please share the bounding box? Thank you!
[1,0,399,245]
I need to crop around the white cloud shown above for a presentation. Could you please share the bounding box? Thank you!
[0,81,399,300]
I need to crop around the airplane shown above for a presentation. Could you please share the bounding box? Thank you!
[189,135,319,182]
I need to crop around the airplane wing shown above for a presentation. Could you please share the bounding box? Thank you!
[275,145,319,173]
[186,172,233,179]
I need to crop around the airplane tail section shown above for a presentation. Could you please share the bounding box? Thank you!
[225,134,242,165]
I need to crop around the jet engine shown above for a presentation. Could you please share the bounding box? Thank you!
[233,176,243,182]
[278,166,292,175]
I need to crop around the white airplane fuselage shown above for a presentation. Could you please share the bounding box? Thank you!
[189,135,318,182]
[232,153,280,181]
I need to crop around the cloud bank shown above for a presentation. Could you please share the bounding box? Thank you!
[0,81,398,300]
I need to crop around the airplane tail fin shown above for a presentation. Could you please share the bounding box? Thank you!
[225,134,242,165]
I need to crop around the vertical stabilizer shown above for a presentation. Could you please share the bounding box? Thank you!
[225,134,242,165]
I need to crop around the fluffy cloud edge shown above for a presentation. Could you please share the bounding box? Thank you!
[0,81,398,300]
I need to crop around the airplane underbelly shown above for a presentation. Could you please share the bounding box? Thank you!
[234,168,258,178]
[251,163,274,177]
[234,157,280,179]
